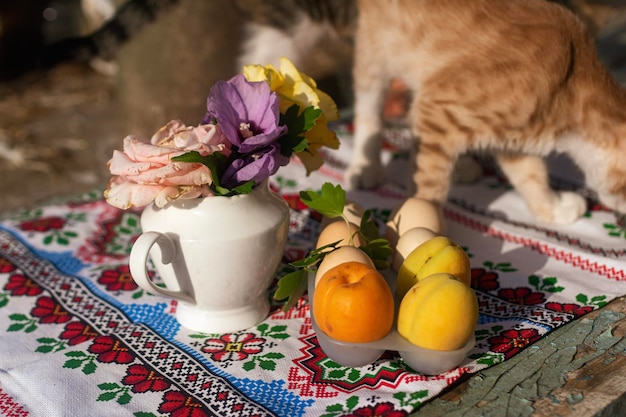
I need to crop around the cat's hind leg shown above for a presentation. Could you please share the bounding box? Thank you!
[495,153,587,224]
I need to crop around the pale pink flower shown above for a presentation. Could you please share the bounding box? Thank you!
[104,120,230,209]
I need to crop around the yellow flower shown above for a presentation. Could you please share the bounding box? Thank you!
[243,57,340,174]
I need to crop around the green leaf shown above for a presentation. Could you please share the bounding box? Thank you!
[345,396,359,410]
[63,359,83,369]
[269,325,287,333]
[134,413,158,417]
[347,368,361,382]
[9,313,28,321]
[242,360,256,371]
[576,294,589,304]
[411,390,429,400]
[97,392,117,402]
[231,180,255,195]
[25,324,37,333]
[83,362,97,375]
[543,277,557,286]
[273,270,307,312]
[358,210,380,242]
[259,359,277,371]
[0,297,8,308]
[528,275,540,288]
[359,239,393,270]
[172,150,228,191]
[299,183,346,218]
[65,351,88,357]
[325,404,344,413]
[290,242,339,268]
[118,392,132,405]
[300,106,322,132]
[278,104,322,155]
[7,323,25,332]
[35,345,55,353]
[328,369,347,379]
[98,382,120,390]
[264,352,285,359]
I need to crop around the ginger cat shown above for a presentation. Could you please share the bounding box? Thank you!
[347,0,626,224]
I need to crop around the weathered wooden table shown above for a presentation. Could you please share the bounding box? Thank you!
[417,296,626,416]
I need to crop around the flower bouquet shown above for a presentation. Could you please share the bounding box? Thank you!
[104,57,340,209]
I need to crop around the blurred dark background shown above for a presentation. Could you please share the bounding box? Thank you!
[0,0,624,215]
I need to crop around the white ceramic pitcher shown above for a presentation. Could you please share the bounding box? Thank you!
[129,181,290,333]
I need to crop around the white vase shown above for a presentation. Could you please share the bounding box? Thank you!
[129,181,290,333]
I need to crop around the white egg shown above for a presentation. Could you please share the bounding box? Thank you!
[391,227,438,271]
[314,246,375,286]
[385,197,445,247]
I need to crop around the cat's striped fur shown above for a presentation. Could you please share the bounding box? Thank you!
[347,0,626,224]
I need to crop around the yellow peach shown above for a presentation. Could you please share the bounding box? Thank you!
[396,236,471,299]
[397,273,478,350]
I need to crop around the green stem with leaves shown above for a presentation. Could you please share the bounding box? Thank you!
[273,183,392,311]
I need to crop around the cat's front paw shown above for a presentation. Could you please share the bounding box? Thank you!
[531,191,587,225]
[345,161,385,190]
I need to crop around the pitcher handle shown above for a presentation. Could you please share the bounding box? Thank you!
[129,232,195,304]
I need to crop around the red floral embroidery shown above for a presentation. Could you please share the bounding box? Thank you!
[0,257,16,273]
[31,296,71,324]
[4,274,43,296]
[98,265,138,292]
[60,321,98,345]
[201,333,264,362]
[19,217,65,232]
[88,335,134,364]
[488,328,541,359]
[159,391,208,417]
[471,268,499,292]
[545,302,593,318]
[122,364,170,393]
[498,287,545,305]
[345,402,407,417]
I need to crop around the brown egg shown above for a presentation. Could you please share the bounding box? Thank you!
[385,197,445,247]
[314,246,375,287]
[320,200,366,229]
[316,221,363,249]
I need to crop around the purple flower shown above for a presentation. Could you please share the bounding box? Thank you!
[203,74,287,154]
[221,143,289,187]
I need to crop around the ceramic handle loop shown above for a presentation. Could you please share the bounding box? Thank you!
[129,232,196,304]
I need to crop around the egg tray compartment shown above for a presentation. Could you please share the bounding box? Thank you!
[308,271,475,375]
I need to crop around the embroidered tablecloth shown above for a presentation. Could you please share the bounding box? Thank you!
[1,123,625,417]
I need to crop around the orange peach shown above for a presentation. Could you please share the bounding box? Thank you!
[313,261,394,343]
